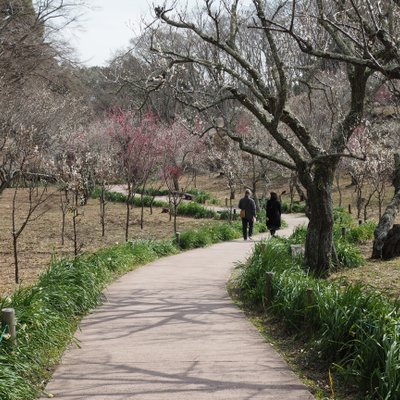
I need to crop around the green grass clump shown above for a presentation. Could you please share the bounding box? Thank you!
[233,233,400,399]
[92,188,220,219]
[91,188,168,208]
[178,222,242,249]
[333,207,354,226]
[334,220,376,245]
[0,239,177,400]
[218,210,240,221]
[281,201,306,213]
[286,224,307,245]
[186,188,216,204]
[334,239,365,267]
[176,202,217,219]
[286,216,373,269]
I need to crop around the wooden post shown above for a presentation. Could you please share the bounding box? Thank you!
[225,197,228,207]
[358,219,362,225]
[304,288,314,331]
[264,272,274,308]
[348,204,352,214]
[175,232,181,246]
[306,289,313,308]
[341,227,346,237]
[1,308,16,345]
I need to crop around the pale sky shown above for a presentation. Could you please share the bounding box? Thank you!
[71,0,155,66]
[70,0,252,67]
[70,0,203,67]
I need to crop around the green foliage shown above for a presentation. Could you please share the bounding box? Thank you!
[176,202,217,219]
[281,201,306,213]
[331,210,376,268]
[234,233,400,399]
[92,188,220,219]
[91,188,168,208]
[218,210,240,221]
[0,239,178,400]
[186,188,217,204]
[334,220,376,245]
[236,239,294,307]
[143,188,170,197]
[286,224,307,245]
[333,207,354,226]
[178,222,242,249]
[335,239,365,267]
[286,211,375,269]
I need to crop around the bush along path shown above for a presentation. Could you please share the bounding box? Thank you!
[28,214,312,400]
[234,214,399,399]
[0,220,269,400]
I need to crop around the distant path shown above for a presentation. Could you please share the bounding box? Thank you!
[41,214,312,400]
[107,184,235,213]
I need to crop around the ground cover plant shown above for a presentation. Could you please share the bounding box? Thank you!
[91,188,168,208]
[178,220,267,250]
[0,239,178,400]
[280,201,307,214]
[232,221,400,399]
[287,208,375,269]
[0,186,227,297]
[92,187,219,218]
[0,218,254,400]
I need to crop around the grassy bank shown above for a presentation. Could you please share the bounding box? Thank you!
[0,219,261,400]
[231,217,400,399]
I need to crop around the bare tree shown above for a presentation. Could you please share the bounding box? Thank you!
[149,0,374,275]
[160,120,205,233]
[263,0,400,257]
[0,0,89,196]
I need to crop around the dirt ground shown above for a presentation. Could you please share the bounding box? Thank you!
[1,174,399,299]
[0,185,218,297]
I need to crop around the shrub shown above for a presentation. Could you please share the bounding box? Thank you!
[346,220,376,244]
[333,207,354,226]
[286,224,307,245]
[178,222,242,249]
[233,234,400,399]
[92,188,220,219]
[334,239,365,268]
[91,188,168,208]
[177,202,217,219]
[0,239,178,400]
[218,210,239,221]
[186,188,212,204]
[281,201,306,213]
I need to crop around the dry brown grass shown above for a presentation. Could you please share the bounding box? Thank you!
[331,241,400,301]
[0,186,215,297]
[1,174,399,300]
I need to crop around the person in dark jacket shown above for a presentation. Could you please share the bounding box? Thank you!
[266,191,281,236]
[238,189,256,240]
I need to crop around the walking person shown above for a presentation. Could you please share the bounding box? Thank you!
[238,189,256,240]
[266,192,281,236]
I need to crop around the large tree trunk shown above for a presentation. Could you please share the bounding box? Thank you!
[372,154,400,258]
[302,164,335,277]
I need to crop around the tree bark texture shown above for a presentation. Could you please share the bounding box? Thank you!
[372,154,400,258]
[301,164,335,277]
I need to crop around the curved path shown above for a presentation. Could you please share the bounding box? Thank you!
[41,214,312,400]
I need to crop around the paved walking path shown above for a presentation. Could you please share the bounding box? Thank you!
[42,214,312,400]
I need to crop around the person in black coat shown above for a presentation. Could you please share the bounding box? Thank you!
[238,189,256,240]
[266,192,281,236]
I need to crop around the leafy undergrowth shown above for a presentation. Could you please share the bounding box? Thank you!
[0,221,254,400]
[0,239,178,400]
[230,219,400,400]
